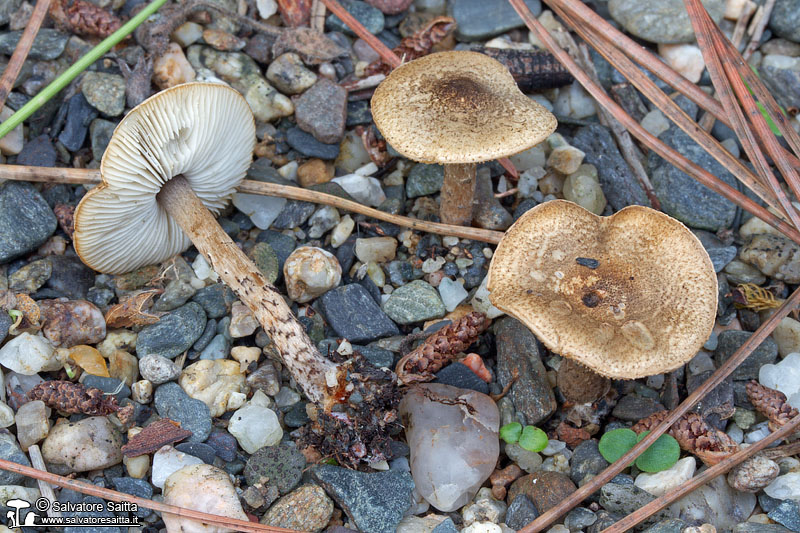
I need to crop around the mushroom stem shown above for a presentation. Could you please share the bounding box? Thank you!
[440,163,477,226]
[157,175,336,405]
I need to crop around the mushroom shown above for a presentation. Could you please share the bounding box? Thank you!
[74,83,396,463]
[370,50,557,226]
[487,200,717,379]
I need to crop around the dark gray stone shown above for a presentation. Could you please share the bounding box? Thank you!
[319,284,399,342]
[63,496,122,533]
[495,317,557,425]
[295,78,347,144]
[0,434,31,485]
[136,302,207,359]
[192,283,237,319]
[432,518,459,533]
[192,319,217,352]
[0,29,68,60]
[473,168,513,230]
[649,125,739,231]
[434,362,489,394]
[45,255,94,299]
[611,394,665,421]
[687,370,733,429]
[175,442,217,464]
[770,0,800,43]
[406,164,443,198]
[382,280,445,325]
[58,93,98,152]
[0,313,10,344]
[205,429,238,462]
[0,181,56,263]
[286,126,340,159]
[608,0,724,44]
[565,507,597,532]
[111,477,152,517]
[311,464,413,533]
[327,0,384,35]
[271,200,316,229]
[256,229,297,275]
[571,124,649,211]
[599,483,669,525]
[707,246,738,273]
[244,442,306,494]
[154,382,211,442]
[284,402,310,427]
[641,519,687,533]
[506,494,539,530]
[354,345,393,369]
[16,134,56,167]
[769,501,800,532]
[0,0,21,26]
[736,523,794,533]
[759,58,800,111]
[89,118,115,161]
[715,330,779,381]
[346,100,372,127]
[570,440,609,486]
[451,0,542,41]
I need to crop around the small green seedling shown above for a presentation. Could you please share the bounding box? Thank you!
[598,428,680,472]
[518,426,548,453]
[500,422,523,444]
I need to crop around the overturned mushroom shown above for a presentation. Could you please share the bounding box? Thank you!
[371,50,556,226]
[487,200,717,379]
[74,83,397,463]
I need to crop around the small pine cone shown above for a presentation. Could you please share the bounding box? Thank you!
[396,312,490,384]
[28,380,123,417]
[746,380,799,431]
[633,410,739,466]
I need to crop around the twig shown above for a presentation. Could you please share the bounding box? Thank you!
[0,0,51,111]
[0,164,505,244]
[27,445,60,519]
[743,0,775,59]
[0,457,296,532]
[310,0,326,32]
[600,413,800,533]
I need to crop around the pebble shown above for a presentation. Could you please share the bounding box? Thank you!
[0,433,30,485]
[8,257,52,292]
[262,484,334,532]
[765,473,800,501]
[327,0,385,35]
[17,133,57,167]
[355,237,397,264]
[641,110,671,138]
[298,159,334,187]
[131,380,152,404]
[287,126,340,159]
[434,362,489,394]
[0,106,22,155]
[38,299,106,348]
[273,200,316,229]
[136,302,207,359]
[599,482,669,525]
[319,283,399,341]
[554,81,597,119]
[151,445,205,489]
[474,168,513,230]
[740,234,800,284]
[635,457,696,497]
[152,42,196,89]
[180,359,245,417]
[245,441,306,493]
[768,501,800,532]
[509,471,577,514]
[0,0,21,25]
[138,354,181,384]
[14,400,49,451]
[495,317,557,425]
[295,78,347,144]
[162,463,248,530]
[0,28,68,59]
[81,72,126,117]
[154,382,212,442]
[649,124,738,231]
[58,92,98,151]
[282,247,340,303]
[232,192,287,230]
[312,464,414,533]
[771,318,800,357]
[451,0,541,40]
[0,333,60,375]
[111,477,152,517]
[770,0,800,43]
[565,507,597,531]
[406,164,444,198]
[724,260,767,285]
[228,301,259,338]
[0,182,57,263]
[612,394,666,421]
[41,416,122,472]
[504,443,543,473]
[383,280,445,324]
[715,330,778,381]
[571,124,649,210]
[332,173,386,207]
[228,399,282,453]
[760,353,800,409]
[505,494,539,530]
[563,173,607,215]
[671,474,755,531]
[608,0,724,44]
[462,488,507,526]
[658,44,705,83]
[400,384,499,512]
[729,456,781,492]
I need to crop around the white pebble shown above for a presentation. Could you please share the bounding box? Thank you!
[658,44,706,83]
[151,445,204,489]
[228,403,282,454]
[331,174,386,207]
[764,472,800,501]
[438,278,468,312]
[635,457,696,497]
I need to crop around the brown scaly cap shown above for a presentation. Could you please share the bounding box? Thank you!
[370,50,557,164]
[487,200,717,379]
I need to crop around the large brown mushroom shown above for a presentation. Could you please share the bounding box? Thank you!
[371,50,556,226]
[74,83,396,463]
[487,200,717,379]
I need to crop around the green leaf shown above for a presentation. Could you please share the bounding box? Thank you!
[518,426,548,453]
[499,422,523,444]
[742,70,785,137]
[635,431,681,473]
[598,428,638,463]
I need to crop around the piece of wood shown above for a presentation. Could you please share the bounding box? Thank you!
[158,175,336,406]
[0,0,51,110]
[440,163,477,227]
[27,445,61,518]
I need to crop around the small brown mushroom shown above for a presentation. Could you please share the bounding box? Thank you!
[371,50,556,226]
[74,83,396,463]
[487,200,717,379]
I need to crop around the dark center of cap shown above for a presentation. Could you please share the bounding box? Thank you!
[431,75,492,111]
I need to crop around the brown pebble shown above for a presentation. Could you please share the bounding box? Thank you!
[508,471,577,512]
[298,159,334,187]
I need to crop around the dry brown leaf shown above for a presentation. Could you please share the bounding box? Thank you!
[104,289,163,328]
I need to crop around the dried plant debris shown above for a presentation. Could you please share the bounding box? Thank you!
[730,283,783,312]
[395,311,490,384]
[121,419,193,457]
[1,291,41,334]
[365,16,456,76]
[477,47,573,91]
[28,380,133,423]
[53,203,75,239]
[632,410,740,466]
[746,380,800,430]
[104,288,163,328]
[49,0,124,39]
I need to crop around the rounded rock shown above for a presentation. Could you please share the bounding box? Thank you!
[728,456,780,492]
[283,246,342,303]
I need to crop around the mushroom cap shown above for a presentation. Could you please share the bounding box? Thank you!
[74,82,255,274]
[370,50,557,164]
[487,200,717,380]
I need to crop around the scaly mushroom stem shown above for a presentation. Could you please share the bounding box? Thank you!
[440,163,477,226]
[157,175,337,405]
